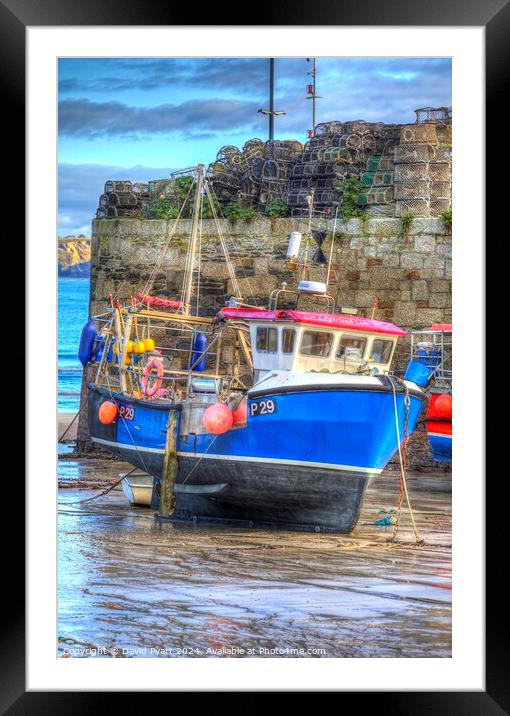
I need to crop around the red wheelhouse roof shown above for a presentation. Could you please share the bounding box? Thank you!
[431,323,452,331]
[217,307,407,337]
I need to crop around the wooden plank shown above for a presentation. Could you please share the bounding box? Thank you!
[135,309,215,326]
[157,410,179,518]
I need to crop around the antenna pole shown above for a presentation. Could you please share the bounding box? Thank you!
[306,58,321,136]
[269,57,275,143]
[183,164,205,314]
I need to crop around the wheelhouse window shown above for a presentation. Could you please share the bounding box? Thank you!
[282,328,296,354]
[256,326,277,353]
[369,339,394,363]
[300,331,333,357]
[336,336,367,361]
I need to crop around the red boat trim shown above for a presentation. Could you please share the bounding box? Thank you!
[218,307,407,336]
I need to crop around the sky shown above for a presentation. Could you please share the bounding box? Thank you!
[58,57,451,236]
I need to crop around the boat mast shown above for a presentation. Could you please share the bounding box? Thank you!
[183,163,205,315]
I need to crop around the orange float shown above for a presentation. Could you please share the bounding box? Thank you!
[232,398,247,425]
[98,400,118,425]
[203,403,233,434]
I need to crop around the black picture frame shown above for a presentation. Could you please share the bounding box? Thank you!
[8,0,495,707]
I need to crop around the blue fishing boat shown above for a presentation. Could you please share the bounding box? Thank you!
[83,165,426,532]
[409,325,452,464]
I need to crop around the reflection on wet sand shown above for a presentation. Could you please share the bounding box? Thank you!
[58,456,451,658]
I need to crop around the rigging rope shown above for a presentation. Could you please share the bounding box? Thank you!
[140,179,195,300]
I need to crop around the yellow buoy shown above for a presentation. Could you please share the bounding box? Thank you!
[127,340,134,354]
[136,341,146,354]
[144,337,155,352]
[124,355,131,366]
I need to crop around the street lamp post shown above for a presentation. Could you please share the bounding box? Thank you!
[258,57,286,147]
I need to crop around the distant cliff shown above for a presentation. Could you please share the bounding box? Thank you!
[58,237,91,277]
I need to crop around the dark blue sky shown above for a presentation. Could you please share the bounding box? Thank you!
[58,57,451,235]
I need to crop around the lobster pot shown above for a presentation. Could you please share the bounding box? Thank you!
[104,180,132,194]
[242,138,265,158]
[216,145,241,163]
[394,144,434,164]
[430,181,451,200]
[99,193,109,208]
[429,162,452,181]
[365,203,397,217]
[429,198,451,215]
[366,155,394,172]
[108,191,138,208]
[249,157,265,182]
[394,179,431,200]
[106,206,118,218]
[96,207,108,218]
[314,190,340,205]
[394,163,430,181]
[315,120,345,135]
[435,124,452,144]
[361,171,394,187]
[290,178,313,191]
[261,159,293,181]
[358,187,394,206]
[240,174,260,197]
[431,144,452,162]
[292,163,306,178]
[400,124,438,145]
[395,199,430,217]
[258,181,289,205]
[320,147,353,163]
[287,190,312,207]
[132,183,148,194]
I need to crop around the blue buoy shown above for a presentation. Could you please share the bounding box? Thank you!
[78,319,97,367]
[190,332,207,372]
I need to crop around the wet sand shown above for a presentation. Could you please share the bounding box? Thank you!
[58,413,78,442]
[58,453,451,658]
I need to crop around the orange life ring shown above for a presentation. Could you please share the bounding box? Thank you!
[141,357,164,397]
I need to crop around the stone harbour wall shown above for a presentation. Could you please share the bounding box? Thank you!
[90,216,451,329]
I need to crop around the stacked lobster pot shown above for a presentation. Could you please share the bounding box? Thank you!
[358,142,398,217]
[257,140,303,212]
[206,139,303,212]
[288,121,400,217]
[96,180,150,218]
[393,123,452,217]
[206,145,245,205]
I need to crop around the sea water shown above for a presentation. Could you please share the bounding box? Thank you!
[58,277,89,413]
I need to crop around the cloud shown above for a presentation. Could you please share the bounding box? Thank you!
[58,58,270,96]
[58,162,175,235]
[59,97,261,139]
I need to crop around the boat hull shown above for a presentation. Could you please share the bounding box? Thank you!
[88,378,424,532]
[425,395,452,464]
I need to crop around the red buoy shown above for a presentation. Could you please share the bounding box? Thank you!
[98,400,118,425]
[202,403,233,434]
[435,393,452,419]
[232,399,247,425]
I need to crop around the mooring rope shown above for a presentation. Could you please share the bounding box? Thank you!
[389,377,424,545]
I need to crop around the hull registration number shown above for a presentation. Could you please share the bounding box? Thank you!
[119,405,135,421]
[249,399,276,417]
